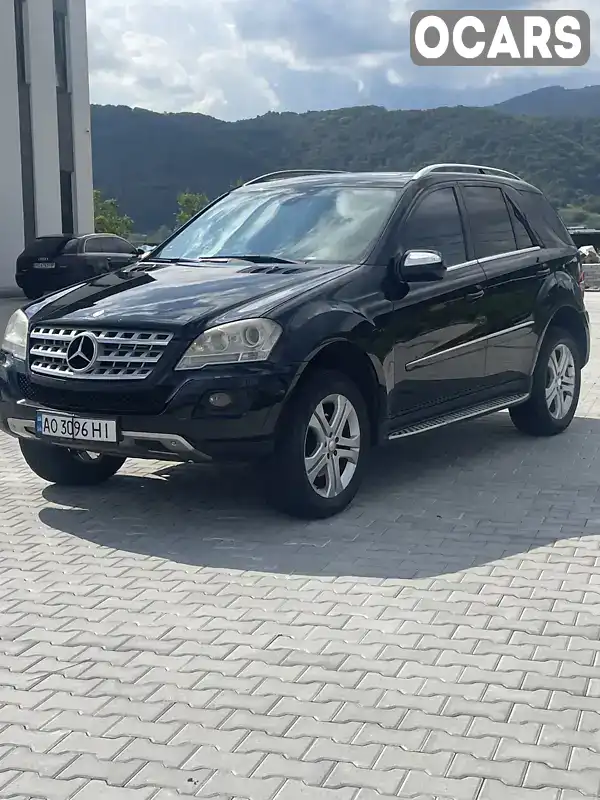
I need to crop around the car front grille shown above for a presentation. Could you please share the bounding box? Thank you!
[28,325,174,380]
[17,375,172,415]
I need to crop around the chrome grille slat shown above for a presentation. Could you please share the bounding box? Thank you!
[30,348,68,359]
[28,326,174,380]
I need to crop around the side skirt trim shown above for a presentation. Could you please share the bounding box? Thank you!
[388,392,529,440]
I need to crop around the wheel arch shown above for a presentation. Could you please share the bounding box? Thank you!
[541,304,589,366]
[278,339,388,446]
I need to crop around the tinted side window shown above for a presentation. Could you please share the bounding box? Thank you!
[402,187,466,267]
[462,185,516,259]
[507,197,536,250]
[108,237,136,255]
[102,238,119,254]
[517,190,574,248]
[84,237,106,254]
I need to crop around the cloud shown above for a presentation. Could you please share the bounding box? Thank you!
[86,0,600,120]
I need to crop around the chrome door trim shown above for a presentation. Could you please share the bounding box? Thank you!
[405,321,535,371]
[446,246,541,272]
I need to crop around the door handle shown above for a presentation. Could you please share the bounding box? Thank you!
[466,288,484,301]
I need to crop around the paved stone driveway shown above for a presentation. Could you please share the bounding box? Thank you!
[0,297,600,800]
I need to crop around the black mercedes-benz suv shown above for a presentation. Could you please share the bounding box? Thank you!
[0,165,590,519]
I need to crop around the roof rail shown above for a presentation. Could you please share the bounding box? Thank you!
[242,169,349,186]
[412,163,522,181]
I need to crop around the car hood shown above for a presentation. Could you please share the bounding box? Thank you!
[25,260,358,331]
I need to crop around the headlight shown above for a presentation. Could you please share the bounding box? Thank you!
[175,318,282,370]
[1,309,28,360]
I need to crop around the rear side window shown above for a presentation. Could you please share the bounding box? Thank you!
[84,237,108,253]
[402,187,467,266]
[517,190,574,248]
[108,237,137,255]
[506,197,536,250]
[461,185,517,259]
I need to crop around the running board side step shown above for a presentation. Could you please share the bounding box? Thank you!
[388,393,530,441]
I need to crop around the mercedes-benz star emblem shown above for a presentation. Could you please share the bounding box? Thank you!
[66,333,99,373]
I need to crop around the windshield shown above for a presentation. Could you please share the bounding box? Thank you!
[153,185,401,264]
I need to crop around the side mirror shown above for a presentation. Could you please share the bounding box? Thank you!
[136,247,145,256]
[397,249,446,281]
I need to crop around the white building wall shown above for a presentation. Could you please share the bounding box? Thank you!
[0,2,26,293]
[26,0,63,237]
[67,0,94,236]
[0,0,93,294]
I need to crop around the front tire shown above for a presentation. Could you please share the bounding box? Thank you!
[510,327,581,437]
[19,439,125,485]
[266,369,370,519]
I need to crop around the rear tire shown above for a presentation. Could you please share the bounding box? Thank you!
[19,439,125,485]
[265,369,370,519]
[510,327,581,437]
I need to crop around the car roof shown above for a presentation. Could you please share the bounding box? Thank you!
[238,170,539,192]
[83,233,125,238]
[239,172,415,189]
[34,233,120,241]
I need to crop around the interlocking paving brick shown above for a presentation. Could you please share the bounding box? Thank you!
[1,295,600,797]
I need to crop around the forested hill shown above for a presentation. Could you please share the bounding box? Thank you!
[494,85,600,117]
[90,100,600,234]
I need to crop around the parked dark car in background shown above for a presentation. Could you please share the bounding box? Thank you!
[568,226,600,249]
[15,233,144,300]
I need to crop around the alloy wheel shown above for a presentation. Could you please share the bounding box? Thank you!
[304,393,361,498]
[545,342,576,420]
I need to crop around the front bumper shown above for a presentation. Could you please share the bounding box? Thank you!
[0,356,298,463]
[4,414,219,462]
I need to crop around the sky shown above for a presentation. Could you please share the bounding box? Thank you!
[86,0,600,121]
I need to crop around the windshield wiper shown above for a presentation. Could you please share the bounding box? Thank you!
[217,254,300,265]
[144,254,301,266]
[143,257,209,264]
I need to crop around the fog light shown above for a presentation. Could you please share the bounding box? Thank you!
[208,391,233,408]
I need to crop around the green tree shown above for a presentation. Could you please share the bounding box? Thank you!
[94,189,134,238]
[175,191,209,228]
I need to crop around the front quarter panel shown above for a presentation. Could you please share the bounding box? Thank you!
[268,298,391,421]
[269,264,394,391]
[280,301,376,358]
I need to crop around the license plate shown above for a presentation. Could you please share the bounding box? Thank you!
[35,411,118,442]
[33,261,55,269]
